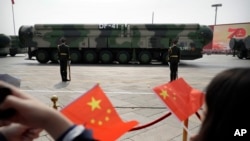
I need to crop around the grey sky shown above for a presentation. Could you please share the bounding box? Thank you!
[1,0,249,35]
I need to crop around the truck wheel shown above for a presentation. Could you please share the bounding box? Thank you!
[116,50,130,64]
[237,51,244,59]
[9,53,16,57]
[50,50,58,63]
[99,50,113,64]
[83,50,97,63]
[138,51,152,64]
[36,49,49,63]
[9,48,17,57]
[70,50,82,63]
[161,52,169,64]
[0,53,8,56]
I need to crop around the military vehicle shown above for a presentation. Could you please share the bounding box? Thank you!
[229,35,250,59]
[0,34,28,57]
[18,23,213,64]
[0,34,11,56]
[9,35,28,57]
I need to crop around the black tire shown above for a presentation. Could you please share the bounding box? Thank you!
[9,53,16,57]
[138,51,152,64]
[36,49,50,63]
[9,48,17,57]
[0,54,8,56]
[237,50,246,59]
[70,50,82,63]
[99,50,113,64]
[50,49,58,63]
[116,50,130,64]
[83,50,98,63]
[161,52,169,65]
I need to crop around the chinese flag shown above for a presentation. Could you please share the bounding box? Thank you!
[153,77,204,121]
[61,84,138,141]
[11,0,14,4]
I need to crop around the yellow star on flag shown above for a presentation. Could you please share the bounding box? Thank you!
[160,89,169,99]
[61,84,139,141]
[87,97,101,111]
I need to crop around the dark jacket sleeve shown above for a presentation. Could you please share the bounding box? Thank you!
[0,133,7,141]
[67,46,70,60]
[72,129,97,141]
[56,125,96,141]
[178,47,181,62]
[57,45,60,60]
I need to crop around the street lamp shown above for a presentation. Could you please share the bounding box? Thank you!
[211,4,222,25]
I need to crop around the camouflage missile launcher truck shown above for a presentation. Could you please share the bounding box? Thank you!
[0,34,28,57]
[18,23,213,64]
[0,34,11,56]
[229,35,250,59]
[9,35,28,57]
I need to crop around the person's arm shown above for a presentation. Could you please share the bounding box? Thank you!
[67,45,71,61]
[168,47,172,62]
[0,81,94,140]
[0,123,41,141]
[57,45,61,61]
[178,47,181,63]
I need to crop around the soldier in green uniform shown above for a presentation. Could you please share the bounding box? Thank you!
[58,37,70,82]
[168,39,181,81]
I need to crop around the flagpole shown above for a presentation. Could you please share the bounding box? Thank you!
[182,119,189,141]
[11,2,16,35]
[152,11,154,24]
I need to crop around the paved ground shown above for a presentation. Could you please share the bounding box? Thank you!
[0,54,249,141]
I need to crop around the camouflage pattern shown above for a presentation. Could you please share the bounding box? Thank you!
[0,34,11,56]
[229,35,250,59]
[18,23,213,64]
[9,35,28,56]
[0,34,28,57]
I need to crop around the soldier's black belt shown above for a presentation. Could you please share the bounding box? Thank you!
[170,55,178,57]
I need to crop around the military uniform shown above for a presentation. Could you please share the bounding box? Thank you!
[58,39,70,81]
[168,42,181,81]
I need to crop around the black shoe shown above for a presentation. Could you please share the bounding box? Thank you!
[62,79,70,81]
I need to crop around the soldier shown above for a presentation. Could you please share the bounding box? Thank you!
[168,39,181,81]
[58,37,70,82]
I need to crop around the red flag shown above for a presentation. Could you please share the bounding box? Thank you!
[61,84,138,141]
[153,77,204,121]
[11,0,14,4]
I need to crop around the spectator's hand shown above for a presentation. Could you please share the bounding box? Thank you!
[0,81,74,140]
[0,81,56,128]
[0,123,41,141]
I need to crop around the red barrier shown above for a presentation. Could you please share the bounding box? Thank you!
[130,111,201,131]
